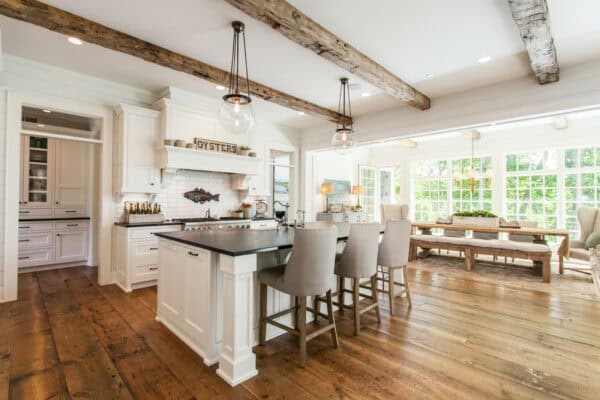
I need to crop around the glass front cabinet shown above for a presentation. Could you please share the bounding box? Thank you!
[20,135,54,214]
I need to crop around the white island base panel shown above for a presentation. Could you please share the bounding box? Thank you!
[157,239,294,386]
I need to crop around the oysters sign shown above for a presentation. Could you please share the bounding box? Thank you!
[194,138,238,154]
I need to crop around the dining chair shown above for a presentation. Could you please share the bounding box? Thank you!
[380,204,409,224]
[257,225,339,367]
[321,223,381,336]
[377,219,412,315]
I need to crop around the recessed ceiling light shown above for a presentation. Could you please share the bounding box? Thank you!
[42,109,52,113]
[361,92,370,97]
[67,37,83,46]
[478,56,492,64]
[37,124,46,128]
[424,73,434,80]
[215,85,226,91]
[297,111,305,116]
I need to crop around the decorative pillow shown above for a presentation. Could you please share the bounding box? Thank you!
[585,231,600,249]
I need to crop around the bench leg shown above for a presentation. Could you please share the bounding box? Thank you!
[542,258,551,283]
[559,255,564,275]
[464,248,474,272]
[409,242,417,261]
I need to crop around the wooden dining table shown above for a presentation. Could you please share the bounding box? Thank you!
[411,221,571,272]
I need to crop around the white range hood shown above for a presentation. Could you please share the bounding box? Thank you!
[159,146,262,175]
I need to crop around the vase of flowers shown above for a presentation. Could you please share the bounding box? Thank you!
[241,202,252,219]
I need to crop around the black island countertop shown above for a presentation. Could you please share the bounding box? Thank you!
[154,222,362,257]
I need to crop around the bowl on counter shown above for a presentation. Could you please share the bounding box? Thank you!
[164,139,175,146]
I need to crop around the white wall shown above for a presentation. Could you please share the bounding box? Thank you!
[0,55,300,302]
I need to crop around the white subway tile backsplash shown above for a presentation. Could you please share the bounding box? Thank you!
[116,170,242,221]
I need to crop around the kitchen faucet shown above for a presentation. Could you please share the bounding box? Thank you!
[205,208,211,219]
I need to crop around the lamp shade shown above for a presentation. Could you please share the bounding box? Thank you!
[351,185,364,195]
[320,183,334,195]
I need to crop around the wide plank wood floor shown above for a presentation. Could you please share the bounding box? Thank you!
[1,259,599,399]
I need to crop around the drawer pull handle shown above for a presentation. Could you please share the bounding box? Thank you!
[67,224,79,227]
[20,211,30,214]
[56,234,61,237]
[19,239,30,242]
[20,226,30,229]
[149,267,158,271]
[188,251,198,257]
[65,210,77,213]
[19,256,30,260]
[149,247,158,251]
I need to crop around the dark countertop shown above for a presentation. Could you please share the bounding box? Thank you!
[114,221,184,228]
[155,223,366,257]
[20,217,91,222]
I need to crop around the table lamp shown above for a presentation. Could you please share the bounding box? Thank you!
[352,185,363,210]
[320,183,334,212]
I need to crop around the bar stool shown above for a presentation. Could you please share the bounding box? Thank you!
[321,223,381,336]
[257,225,339,367]
[377,219,412,315]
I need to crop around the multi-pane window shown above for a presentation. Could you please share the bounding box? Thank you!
[451,157,493,212]
[394,167,402,202]
[359,166,377,222]
[505,151,559,231]
[413,160,449,222]
[564,147,600,238]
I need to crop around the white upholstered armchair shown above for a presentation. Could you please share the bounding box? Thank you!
[563,206,600,273]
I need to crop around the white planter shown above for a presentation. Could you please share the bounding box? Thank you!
[452,216,499,227]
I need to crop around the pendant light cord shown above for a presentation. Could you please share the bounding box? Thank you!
[243,30,251,97]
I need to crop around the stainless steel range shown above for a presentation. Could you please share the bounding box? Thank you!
[174,217,252,231]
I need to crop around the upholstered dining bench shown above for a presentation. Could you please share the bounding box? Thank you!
[409,235,553,282]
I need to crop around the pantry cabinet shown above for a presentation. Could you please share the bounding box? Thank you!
[114,104,161,194]
[19,135,89,219]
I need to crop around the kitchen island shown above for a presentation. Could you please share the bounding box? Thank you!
[154,223,354,386]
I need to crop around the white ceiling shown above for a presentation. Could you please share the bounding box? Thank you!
[2,0,600,128]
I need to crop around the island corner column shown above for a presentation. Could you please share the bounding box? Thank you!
[216,252,259,386]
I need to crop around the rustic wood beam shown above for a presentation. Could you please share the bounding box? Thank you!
[0,0,350,124]
[223,0,431,110]
[508,0,559,84]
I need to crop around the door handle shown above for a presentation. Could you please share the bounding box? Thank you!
[19,239,30,242]
[66,224,79,227]
[65,210,77,213]
[188,251,198,256]
[149,247,158,251]
[20,226,30,229]
[18,256,30,260]
[19,211,30,214]
[149,267,158,271]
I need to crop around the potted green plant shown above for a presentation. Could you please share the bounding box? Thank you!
[452,210,499,227]
[238,146,251,156]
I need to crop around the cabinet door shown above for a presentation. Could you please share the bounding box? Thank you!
[182,248,211,346]
[158,241,185,323]
[54,140,88,210]
[21,135,53,209]
[55,229,88,263]
[123,110,160,193]
[247,174,265,196]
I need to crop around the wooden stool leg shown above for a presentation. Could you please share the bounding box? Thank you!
[403,266,412,309]
[371,274,381,323]
[298,296,307,367]
[294,296,299,329]
[559,255,564,275]
[542,258,551,283]
[326,290,339,348]
[353,278,360,335]
[313,294,320,322]
[259,283,267,346]
[338,276,345,313]
[388,267,395,316]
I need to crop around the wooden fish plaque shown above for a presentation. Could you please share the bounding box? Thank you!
[194,138,238,154]
[183,188,220,204]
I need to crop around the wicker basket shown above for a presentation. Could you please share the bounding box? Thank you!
[125,213,165,224]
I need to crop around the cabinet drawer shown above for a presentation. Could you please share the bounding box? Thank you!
[133,264,159,283]
[19,222,53,232]
[54,221,89,231]
[18,248,55,268]
[130,240,160,266]
[19,231,54,250]
[18,208,52,219]
[53,209,87,218]
[129,226,181,240]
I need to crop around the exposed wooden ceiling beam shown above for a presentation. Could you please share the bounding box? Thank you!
[0,0,350,124]
[508,0,559,84]
[223,0,431,110]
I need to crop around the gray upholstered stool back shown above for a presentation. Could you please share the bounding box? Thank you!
[378,219,412,268]
[336,223,381,279]
[283,225,338,296]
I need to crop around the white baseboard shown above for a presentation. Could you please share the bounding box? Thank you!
[18,262,89,274]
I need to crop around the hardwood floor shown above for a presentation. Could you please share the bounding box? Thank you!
[1,260,599,399]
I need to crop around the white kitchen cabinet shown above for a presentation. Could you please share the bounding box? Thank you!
[114,224,182,292]
[18,220,90,268]
[54,139,88,211]
[19,135,90,219]
[157,238,221,365]
[55,228,89,264]
[316,211,367,224]
[115,104,161,194]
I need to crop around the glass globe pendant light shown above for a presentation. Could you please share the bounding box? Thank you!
[332,78,356,153]
[219,21,255,135]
